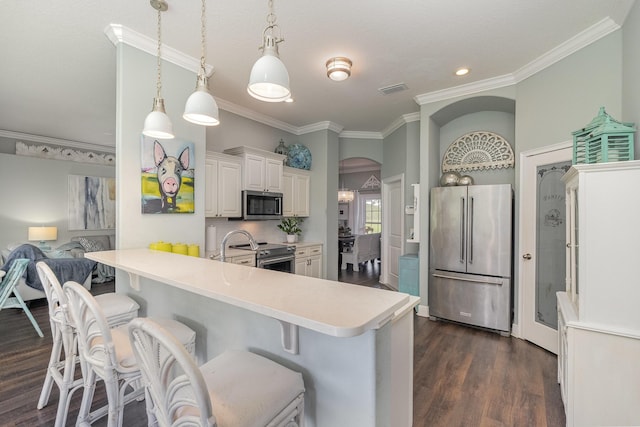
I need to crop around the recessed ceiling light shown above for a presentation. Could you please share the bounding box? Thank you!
[455,67,470,76]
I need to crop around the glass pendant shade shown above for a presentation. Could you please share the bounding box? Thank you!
[248,38,290,102]
[143,98,174,139]
[183,75,220,126]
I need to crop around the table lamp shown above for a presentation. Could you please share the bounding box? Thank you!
[28,226,58,251]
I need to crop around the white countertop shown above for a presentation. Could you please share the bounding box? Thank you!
[87,248,415,338]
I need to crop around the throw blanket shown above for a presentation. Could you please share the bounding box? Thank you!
[0,244,96,291]
[56,241,115,283]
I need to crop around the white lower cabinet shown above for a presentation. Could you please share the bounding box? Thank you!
[295,244,322,278]
[225,253,256,267]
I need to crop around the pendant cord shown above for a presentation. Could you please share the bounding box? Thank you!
[200,0,206,76]
[156,7,163,99]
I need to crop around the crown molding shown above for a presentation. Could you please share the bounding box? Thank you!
[512,17,619,82]
[415,17,620,106]
[339,131,383,140]
[215,98,298,135]
[381,112,421,138]
[415,74,516,105]
[104,24,213,76]
[0,130,115,154]
[298,121,344,135]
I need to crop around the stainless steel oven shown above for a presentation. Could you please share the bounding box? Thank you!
[231,242,296,273]
[257,253,295,273]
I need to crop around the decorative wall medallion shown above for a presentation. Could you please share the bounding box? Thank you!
[442,131,514,172]
[16,141,116,165]
[361,174,381,189]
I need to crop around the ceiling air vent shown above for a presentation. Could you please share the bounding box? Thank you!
[378,83,408,95]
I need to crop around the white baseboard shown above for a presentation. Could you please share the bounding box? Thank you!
[510,322,521,338]
[416,304,429,318]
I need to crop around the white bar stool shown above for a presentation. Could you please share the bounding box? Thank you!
[36,262,140,427]
[63,280,195,427]
[128,317,305,427]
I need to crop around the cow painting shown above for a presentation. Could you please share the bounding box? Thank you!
[154,140,189,212]
[141,137,195,214]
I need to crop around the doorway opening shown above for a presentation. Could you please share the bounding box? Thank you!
[338,157,383,287]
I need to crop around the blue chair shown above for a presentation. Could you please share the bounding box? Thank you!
[0,258,44,337]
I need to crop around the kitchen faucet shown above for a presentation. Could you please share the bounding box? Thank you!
[219,230,260,262]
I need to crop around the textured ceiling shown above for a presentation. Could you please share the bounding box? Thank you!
[0,0,634,147]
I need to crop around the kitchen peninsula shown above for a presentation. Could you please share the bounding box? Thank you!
[87,248,419,427]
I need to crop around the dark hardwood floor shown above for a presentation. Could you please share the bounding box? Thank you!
[0,268,565,426]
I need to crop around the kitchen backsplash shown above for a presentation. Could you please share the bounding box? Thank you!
[205,218,296,254]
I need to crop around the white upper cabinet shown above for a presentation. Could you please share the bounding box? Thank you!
[205,152,242,218]
[224,146,285,193]
[283,166,310,217]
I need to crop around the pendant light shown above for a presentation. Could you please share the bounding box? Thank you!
[143,0,174,139]
[183,0,220,126]
[247,0,290,102]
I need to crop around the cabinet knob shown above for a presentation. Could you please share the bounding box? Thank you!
[522,253,532,260]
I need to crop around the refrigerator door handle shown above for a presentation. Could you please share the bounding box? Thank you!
[460,197,465,263]
[432,272,504,286]
[468,196,474,264]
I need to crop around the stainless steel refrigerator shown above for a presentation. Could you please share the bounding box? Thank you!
[429,184,513,333]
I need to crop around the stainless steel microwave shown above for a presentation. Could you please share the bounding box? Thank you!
[242,190,283,220]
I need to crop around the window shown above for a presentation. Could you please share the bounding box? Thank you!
[362,195,381,234]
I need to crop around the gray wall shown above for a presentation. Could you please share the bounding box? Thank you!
[0,152,115,251]
[439,111,515,186]
[115,43,206,252]
[418,29,624,326]
[339,137,383,163]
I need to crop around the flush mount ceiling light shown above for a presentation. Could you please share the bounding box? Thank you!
[326,57,352,81]
[183,0,219,126]
[143,0,174,139]
[455,67,470,76]
[247,0,291,102]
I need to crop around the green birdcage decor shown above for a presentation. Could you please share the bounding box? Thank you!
[572,107,635,164]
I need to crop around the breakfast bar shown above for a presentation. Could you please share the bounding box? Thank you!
[87,248,419,427]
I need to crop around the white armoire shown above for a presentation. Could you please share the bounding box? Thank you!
[558,160,640,426]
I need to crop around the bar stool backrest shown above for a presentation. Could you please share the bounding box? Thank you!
[128,317,215,427]
[63,281,118,376]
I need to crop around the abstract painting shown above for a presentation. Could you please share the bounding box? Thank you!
[68,175,116,230]
[140,135,195,214]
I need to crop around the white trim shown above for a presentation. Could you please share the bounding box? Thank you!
[104,24,213,76]
[518,140,572,354]
[520,140,573,158]
[415,74,516,105]
[381,173,404,289]
[340,131,384,140]
[0,129,115,153]
[298,121,344,135]
[512,18,619,83]
[415,18,620,106]
[104,18,620,139]
[215,99,299,134]
[381,113,421,138]
[416,305,429,318]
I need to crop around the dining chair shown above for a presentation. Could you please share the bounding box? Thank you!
[0,258,43,337]
[128,317,306,427]
[63,280,196,427]
[35,262,140,427]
